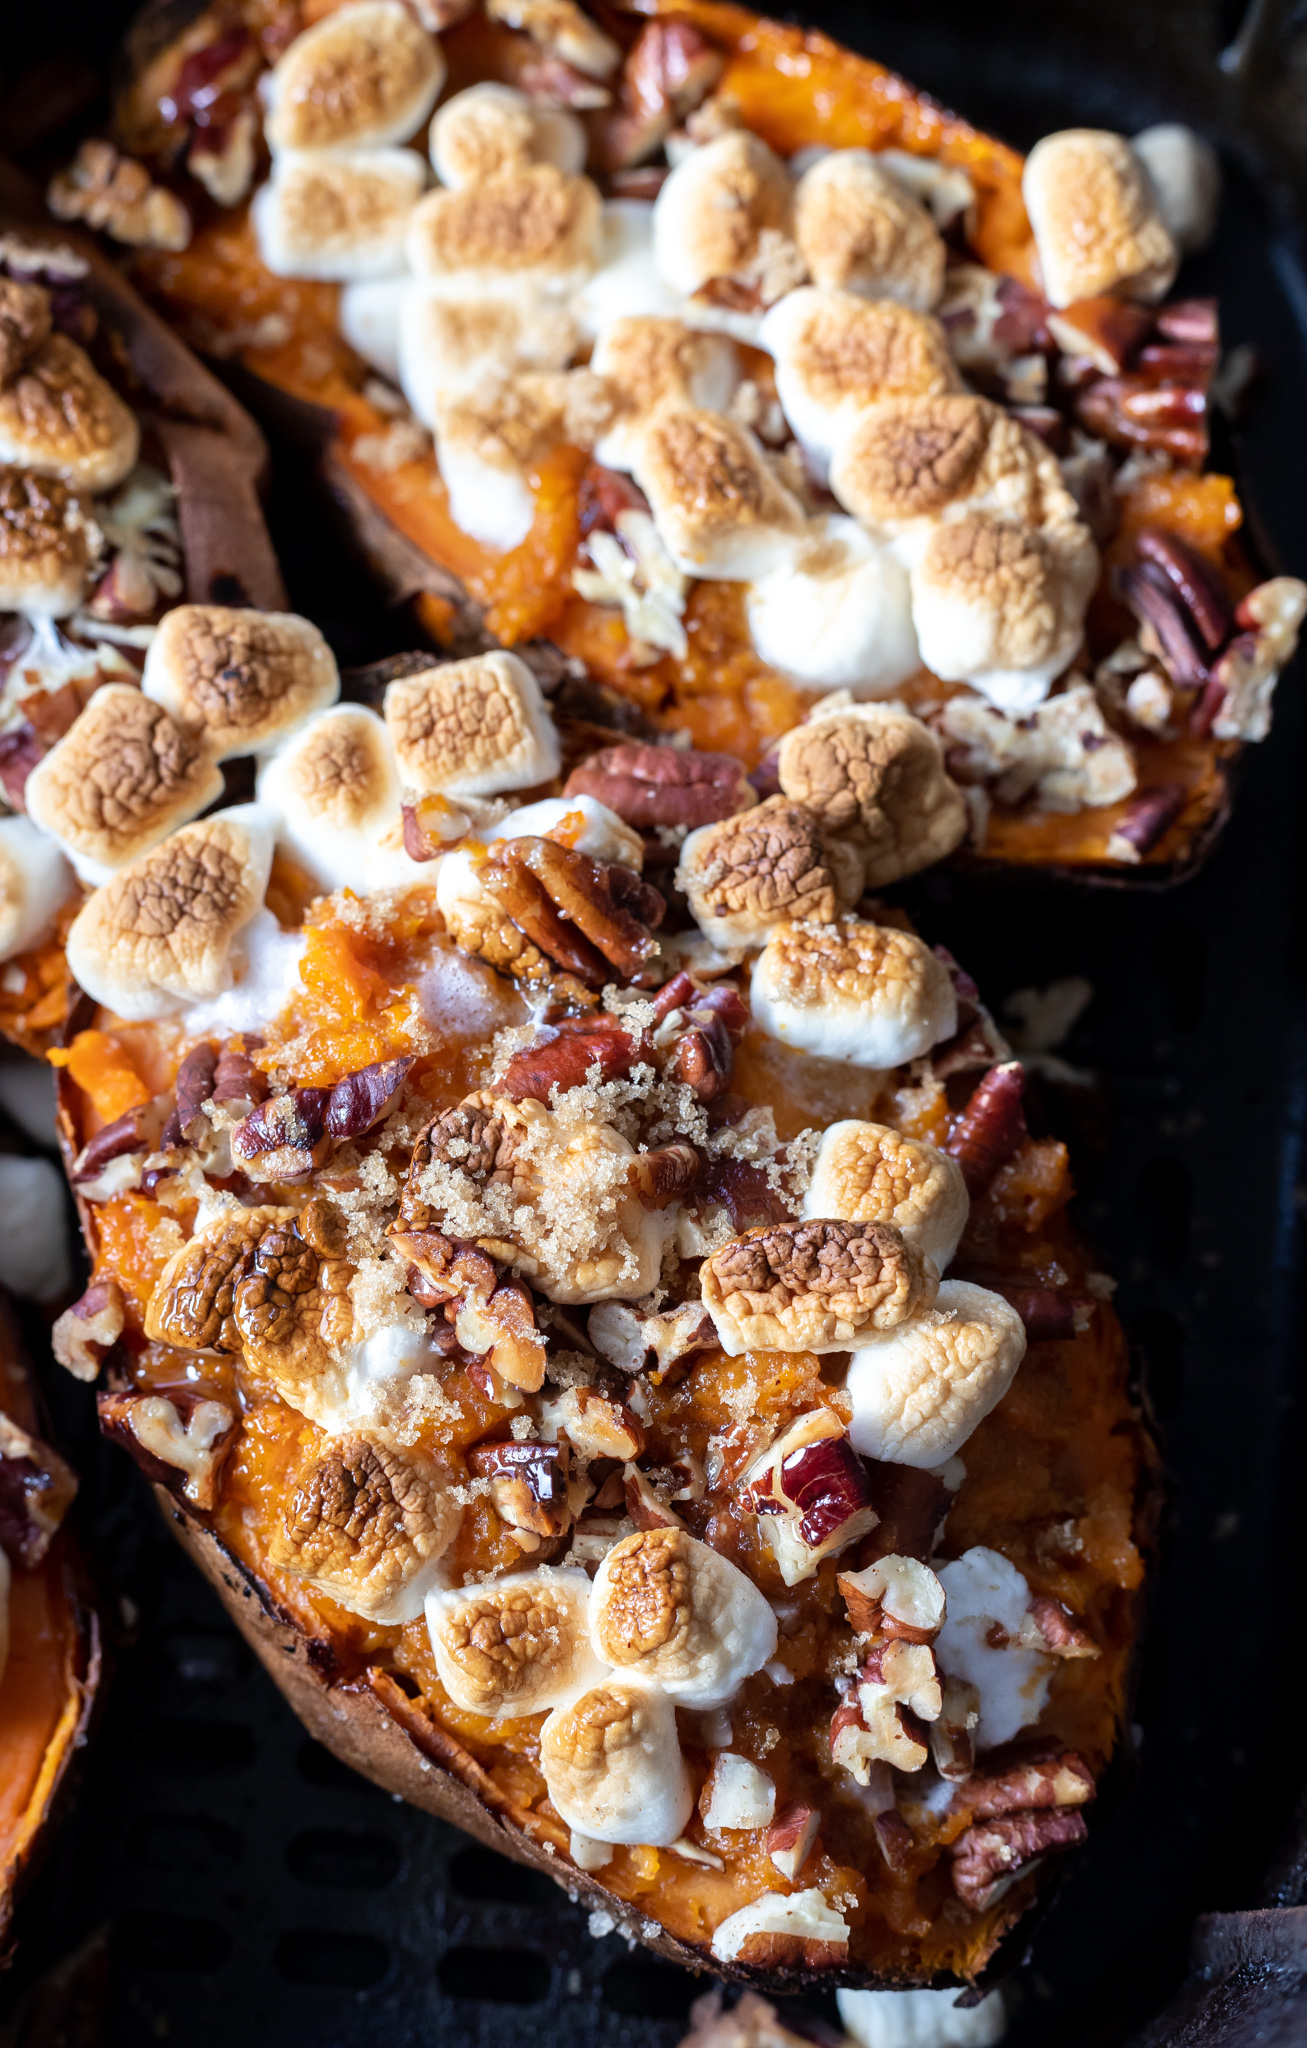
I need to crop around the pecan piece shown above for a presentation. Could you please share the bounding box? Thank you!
[468,1437,571,1539]
[481,848,610,989]
[0,1414,78,1565]
[1135,527,1232,650]
[232,1088,330,1180]
[1046,296,1153,375]
[97,1388,237,1511]
[950,1808,1088,1910]
[945,1061,1028,1196]
[1076,373,1207,464]
[161,1041,218,1148]
[1115,561,1209,686]
[563,742,754,830]
[587,1298,716,1375]
[510,835,661,980]
[498,1014,642,1104]
[48,138,190,251]
[70,1101,162,1195]
[596,18,723,170]
[1106,783,1187,863]
[958,1750,1095,1818]
[212,1038,268,1111]
[51,1278,126,1381]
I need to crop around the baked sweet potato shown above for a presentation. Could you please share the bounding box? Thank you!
[9,606,1154,1991]
[0,1292,101,1959]
[1,162,283,1055]
[92,0,1300,884]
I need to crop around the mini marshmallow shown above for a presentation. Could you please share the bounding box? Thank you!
[427,1567,605,1716]
[1023,128,1178,308]
[398,281,577,425]
[592,316,738,473]
[263,2,445,154]
[910,511,1099,713]
[794,150,946,311]
[775,699,967,887]
[759,286,960,486]
[141,605,340,760]
[751,918,957,1068]
[433,368,610,550]
[0,469,100,618]
[631,407,803,579]
[677,796,859,951]
[936,1547,1053,1749]
[406,165,602,297]
[837,1987,1007,2048]
[591,1528,778,1709]
[0,814,75,963]
[339,274,408,381]
[652,130,800,302]
[65,804,275,1020]
[541,1679,694,1847]
[253,149,427,281]
[831,394,1080,545]
[1132,124,1221,255]
[24,684,225,885]
[746,517,920,694]
[429,81,585,189]
[846,1281,1027,1468]
[488,793,643,870]
[575,201,682,340]
[269,1431,459,1623]
[0,336,138,495]
[803,1121,969,1271]
[257,705,401,896]
[384,651,560,798]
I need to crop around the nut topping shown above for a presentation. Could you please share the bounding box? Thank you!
[97,1389,236,1511]
[0,1414,78,1565]
[838,1554,946,1644]
[51,1278,126,1382]
[563,742,755,830]
[950,1807,1088,1910]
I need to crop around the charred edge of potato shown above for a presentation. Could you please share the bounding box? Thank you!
[0,158,285,614]
[950,769,1235,893]
[151,1481,1043,1993]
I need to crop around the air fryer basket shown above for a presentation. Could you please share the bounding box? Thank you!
[2,1,1306,2042]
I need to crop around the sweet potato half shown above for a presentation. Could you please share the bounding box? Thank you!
[0,1294,101,1960]
[99,0,1285,884]
[0,164,283,1055]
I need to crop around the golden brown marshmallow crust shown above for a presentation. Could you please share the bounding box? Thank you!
[141,605,339,757]
[407,166,600,281]
[776,289,961,412]
[794,150,946,309]
[23,685,224,873]
[701,1217,937,1354]
[265,1,443,154]
[777,705,967,887]
[1022,127,1178,307]
[0,467,99,616]
[0,333,138,494]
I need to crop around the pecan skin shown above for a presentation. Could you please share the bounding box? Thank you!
[325,1056,414,1141]
[1115,561,1209,686]
[1077,375,1207,465]
[945,1062,1028,1197]
[1110,783,1187,857]
[482,849,610,989]
[511,836,661,978]
[71,1104,155,1185]
[165,1041,219,1146]
[1135,527,1232,651]
[213,1038,267,1109]
[578,463,651,538]
[51,1278,126,1381]
[232,1057,412,1174]
[950,1809,1088,1909]
[563,742,754,830]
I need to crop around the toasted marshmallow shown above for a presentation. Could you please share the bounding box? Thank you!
[1023,129,1178,308]
[426,1566,604,1716]
[700,1218,937,1356]
[398,281,577,425]
[269,1431,459,1623]
[910,511,1099,713]
[488,794,642,870]
[802,1121,969,1271]
[540,1678,694,1847]
[434,368,609,549]
[141,605,340,760]
[1132,124,1221,255]
[776,701,967,888]
[677,795,857,951]
[830,395,1079,545]
[24,685,225,886]
[0,469,99,618]
[263,2,445,154]
[253,149,426,281]
[746,517,920,694]
[759,286,959,486]
[257,705,401,895]
[0,814,75,962]
[0,335,138,494]
[847,1280,1027,1468]
[631,407,803,579]
[65,804,275,1020]
[935,1547,1052,1748]
[652,131,800,303]
[712,1890,850,1966]
[794,151,946,311]
[591,316,738,474]
[339,273,408,381]
[429,81,584,189]
[406,166,601,297]
[751,918,957,1068]
[575,201,682,340]
[591,1528,777,1710]
[384,651,560,798]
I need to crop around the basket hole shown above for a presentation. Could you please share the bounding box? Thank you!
[438,1945,550,2004]
[601,1957,695,2020]
[296,1739,383,1796]
[1152,926,1205,1033]
[1132,1307,1185,1415]
[159,1630,249,1690]
[131,1813,242,1875]
[274,1930,391,1990]
[139,1717,256,1777]
[1137,1157,1192,1266]
[286,1830,401,1890]
[448,1844,559,1906]
[115,1912,231,1974]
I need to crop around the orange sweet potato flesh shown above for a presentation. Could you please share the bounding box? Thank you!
[0,1298,101,1957]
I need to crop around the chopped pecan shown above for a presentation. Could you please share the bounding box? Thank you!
[70,1101,161,1193]
[1135,528,1232,651]
[742,1410,877,1585]
[0,1414,78,1565]
[944,1061,1028,1196]
[454,1276,548,1393]
[507,836,662,980]
[1046,296,1153,375]
[325,1056,414,1141]
[588,1298,716,1376]
[563,742,755,831]
[672,1019,734,1101]
[393,1226,500,1305]
[1018,1598,1100,1659]
[161,1041,218,1148]
[1116,561,1210,686]
[1076,373,1207,465]
[469,1436,571,1538]
[0,278,53,385]
[838,1554,945,1643]
[519,55,611,107]
[232,1088,330,1180]
[623,1462,684,1529]
[498,1014,642,1104]
[51,1278,126,1382]
[766,1804,819,1881]
[481,848,609,989]
[48,138,190,251]
[873,1809,915,1874]
[628,1142,701,1209]
[212,1038,267,1111]
[959,1749,1095,1820]
[950,1808,1088,1910]
[597,18,723,170]
[97,1388,237,1511]
[930,1675,980,1782]
[1156,298,1219,346]
[1106,783,1186,862]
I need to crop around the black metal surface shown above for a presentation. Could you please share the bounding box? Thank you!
[4,4,1307,2043]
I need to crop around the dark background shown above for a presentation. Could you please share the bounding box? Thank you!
[3,2,1307,2041]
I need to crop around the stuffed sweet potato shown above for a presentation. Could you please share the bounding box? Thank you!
[77,0,1307,882]
[1,164,283,1055]
[0,1292,100,1958]
[0,601,1156,1989]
